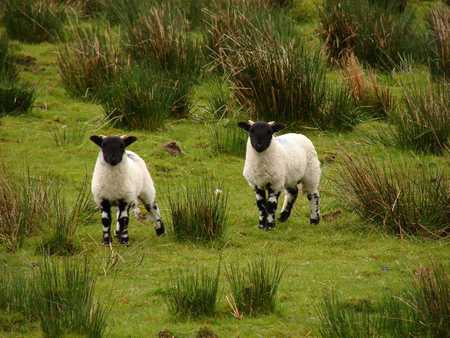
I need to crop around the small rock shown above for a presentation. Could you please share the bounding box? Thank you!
[163,141,182,156]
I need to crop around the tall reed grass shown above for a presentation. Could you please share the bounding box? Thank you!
[428,5,450,80]
[226,256,285,316]
[168,178,229,242]
[4,0,65,43]
[336,154,450,237]
[165,264,220,318]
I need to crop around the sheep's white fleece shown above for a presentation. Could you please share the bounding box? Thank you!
[91,150,155,207]
[243,133,320,191]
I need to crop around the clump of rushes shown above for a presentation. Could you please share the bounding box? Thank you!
[100,65,176,130]
[168,178,229,242]
[318,262,450,338]
[336,154,450,238]
[0,167,52,251]
[3,0,65,43]
[0,34,35,115]
[391,81,450,154]
[318,0,423,69]
[33,257,108,337]
[123,3,205,114]
[40,178,91,256]
[226,256,285,316]
[57,21,122,99]
[210,121,247,157]
[165,264,220,318]
[0,270,36,321]
[342,54,393,118]
[428,5,450,80]
[318,80,361,131]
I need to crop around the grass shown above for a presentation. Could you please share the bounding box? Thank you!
[0,33,35,115]
[100,64,176,130]
[39,178,91,256]
[336,154,450,238]
[225,256,285,317]
[390,80,450,154]
[0,0,450,336]
[168,178,229,242]
[165,263,220,318]
[209,121,247,157]
[428,4,450,80]
[317,262,450,338]
[0,167,52,251]
[318,0,424,69]
[57,20,122,99]
[33,257,108,337]
[3,0,65,43]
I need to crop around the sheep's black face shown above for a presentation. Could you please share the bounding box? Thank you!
[238,121,285,153]
[90,135,137,166]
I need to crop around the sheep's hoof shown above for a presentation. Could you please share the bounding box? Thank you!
[265,223,276,230]
[119,237,129,245]
[155,224,165,236]
[310,217,320,225]
[102,237,112,245]
[278,211,290,223]
[258,223,266,229]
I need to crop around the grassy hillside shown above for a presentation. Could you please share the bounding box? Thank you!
[0,0,449,337]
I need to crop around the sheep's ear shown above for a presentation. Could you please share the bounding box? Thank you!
[90,135,103,147]
[121,135,137,147]
[269,121,285,133]
[238,121,253,132]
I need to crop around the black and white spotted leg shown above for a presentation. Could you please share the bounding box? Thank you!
[266,187,281,230]
[100,200,112,245]
[254,187,267,229]
[307,192,320,224]
[279,186,299,223]
[145,202,165,236]
[117,200,130,245]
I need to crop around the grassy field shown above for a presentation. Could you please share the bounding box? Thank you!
[0,0,449,337]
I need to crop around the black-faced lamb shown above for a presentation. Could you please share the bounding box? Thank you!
[238,120,321,230]
[90,135,165,244]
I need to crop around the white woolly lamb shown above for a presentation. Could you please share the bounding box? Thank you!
[90,135,165,245]
[238,120,321,230]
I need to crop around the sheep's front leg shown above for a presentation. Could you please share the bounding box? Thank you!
[254,187,267,229]
[100,200,112,245]
[279,186,299,222]
[145,202,165,236]
[117,200,131,245]
[266,187,281,230]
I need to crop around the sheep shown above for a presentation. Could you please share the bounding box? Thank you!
[237,120,321,230]
[90,135,165,245]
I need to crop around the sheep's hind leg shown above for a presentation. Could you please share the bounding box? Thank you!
[306,192,320,224]
[144,202,165,236]
[266,187,281,230]
[254,187,267,229]
[117,200,131,245]
[100,200,112,245]
[279,186,298,223]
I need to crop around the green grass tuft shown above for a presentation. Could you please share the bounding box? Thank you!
[168,178,229,242]
[39,178,91,256]
[390,80,450,155]
[4,0,65,43]
[225,256,285,316]
[318,0,424,69]
[57,20,122,99]
[33,257,108,337]
[209,121,247,157]
[0,167,53,251]
[165,263,220,318]
[336,154,450,237]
